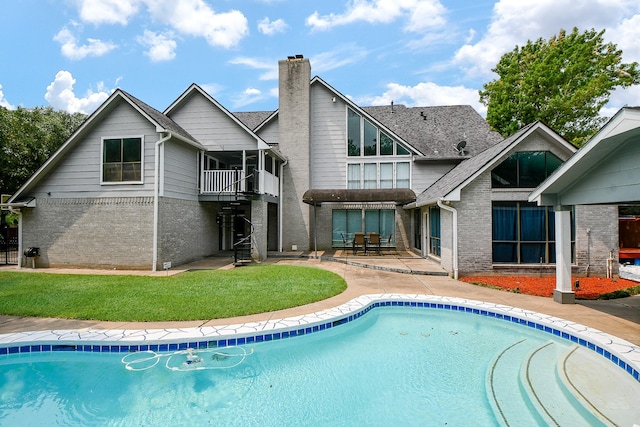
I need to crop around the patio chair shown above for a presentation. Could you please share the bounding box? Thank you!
[352,232,366,255]
[367,233,381,255]
[383,233,393,247]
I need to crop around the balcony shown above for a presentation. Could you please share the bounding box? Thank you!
[200,169,279,197]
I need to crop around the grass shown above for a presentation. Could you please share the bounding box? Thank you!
[0,265,347,322]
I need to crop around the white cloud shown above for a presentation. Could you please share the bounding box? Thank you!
[258,17,287,35]
[75,0,141,25]
[359,81,485,115]
[44,71,112,114]
[137,30,177,61]
[72,0,250,49]
[306,0,446,32]
[200,83,224,97]
[232,87,266,109]
[228,57,278,80]
[0,84,15,110]
[605,85,640,116]
[452,0,640,80]
[607,13,640,64]
[143,0,249,48]
[54,25,117,60]
[310,46,368,74]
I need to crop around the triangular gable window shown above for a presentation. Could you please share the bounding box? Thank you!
[492,151,562,188]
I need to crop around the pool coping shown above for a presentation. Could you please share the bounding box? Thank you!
[0,293,638,383]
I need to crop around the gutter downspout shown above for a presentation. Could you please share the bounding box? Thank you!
[437,199,458,279]
[152,132,172,272]
[278,158,288,252]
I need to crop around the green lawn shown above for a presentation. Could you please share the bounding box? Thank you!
[0,265,347,322]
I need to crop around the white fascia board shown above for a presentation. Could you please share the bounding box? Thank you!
[169,131,206,151]
[310,76,425,157]
[529,108,640,203]
[8,90,127,203]
[459,122,570,201]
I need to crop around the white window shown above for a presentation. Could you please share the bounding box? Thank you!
[396,162,410,188]
[347,161,411,189]
[347,164,361,189]
[364,163,377,189]
[102,136,143,184]
[380,163,393,188]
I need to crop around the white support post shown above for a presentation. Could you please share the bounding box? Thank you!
[554,208,574,304]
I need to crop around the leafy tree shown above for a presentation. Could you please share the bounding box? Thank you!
[479,28,640,146]
[0,106,86,196]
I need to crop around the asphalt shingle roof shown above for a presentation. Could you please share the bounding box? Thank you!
[120,89,198,143]
[362,104,503,158]
[233,103,502,159]
[414,122,539,206]
[233,111,274,131]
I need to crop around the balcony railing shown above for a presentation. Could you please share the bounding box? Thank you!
[201,170,246,194]
[201,169,279,197]
[257,170,279,197]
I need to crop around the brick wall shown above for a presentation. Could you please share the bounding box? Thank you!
[157,197,219,268]
[456,174,493,275]
[21,197,154,269]
[574,205,619,276]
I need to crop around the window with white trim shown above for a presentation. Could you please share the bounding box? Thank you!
[102,137,143,183]
[346,161,410,189]
[347,108,411,157]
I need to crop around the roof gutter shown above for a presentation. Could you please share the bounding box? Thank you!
[437,198,458,279]
[152,132,172,272]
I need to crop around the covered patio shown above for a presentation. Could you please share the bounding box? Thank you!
[530,107,640,303]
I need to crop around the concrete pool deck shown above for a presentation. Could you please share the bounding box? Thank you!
[0,251,638,346]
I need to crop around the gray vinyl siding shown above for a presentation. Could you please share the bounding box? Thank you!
[28,100,157,199]
[256,119,278,145]
[411,162,457,193]
[162,140,199,200]
[310,84,347,188]
[557,146,640,205]
[169,92,258,151]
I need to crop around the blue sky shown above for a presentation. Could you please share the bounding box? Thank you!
[1,0,640,118]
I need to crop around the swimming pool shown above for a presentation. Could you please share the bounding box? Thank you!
[1,294,639,425]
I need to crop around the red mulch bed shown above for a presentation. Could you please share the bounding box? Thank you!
[459,276,639,299]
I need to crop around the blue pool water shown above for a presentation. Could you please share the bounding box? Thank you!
[0,307,622,425]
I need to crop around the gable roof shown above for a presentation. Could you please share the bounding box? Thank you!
[312,76,427,156]
[9,89,203,203]
[529,107,640,206]
[412,121,576,207]
[120,90,199,145]
[246,76,500,159]
[233,111,274,131]
[164,84,275,152]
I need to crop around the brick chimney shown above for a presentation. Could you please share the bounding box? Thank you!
[278,55,311,251]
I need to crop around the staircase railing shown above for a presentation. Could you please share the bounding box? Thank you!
[233,215,255,266]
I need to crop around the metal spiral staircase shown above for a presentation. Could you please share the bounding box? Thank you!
[216,172,257,266]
